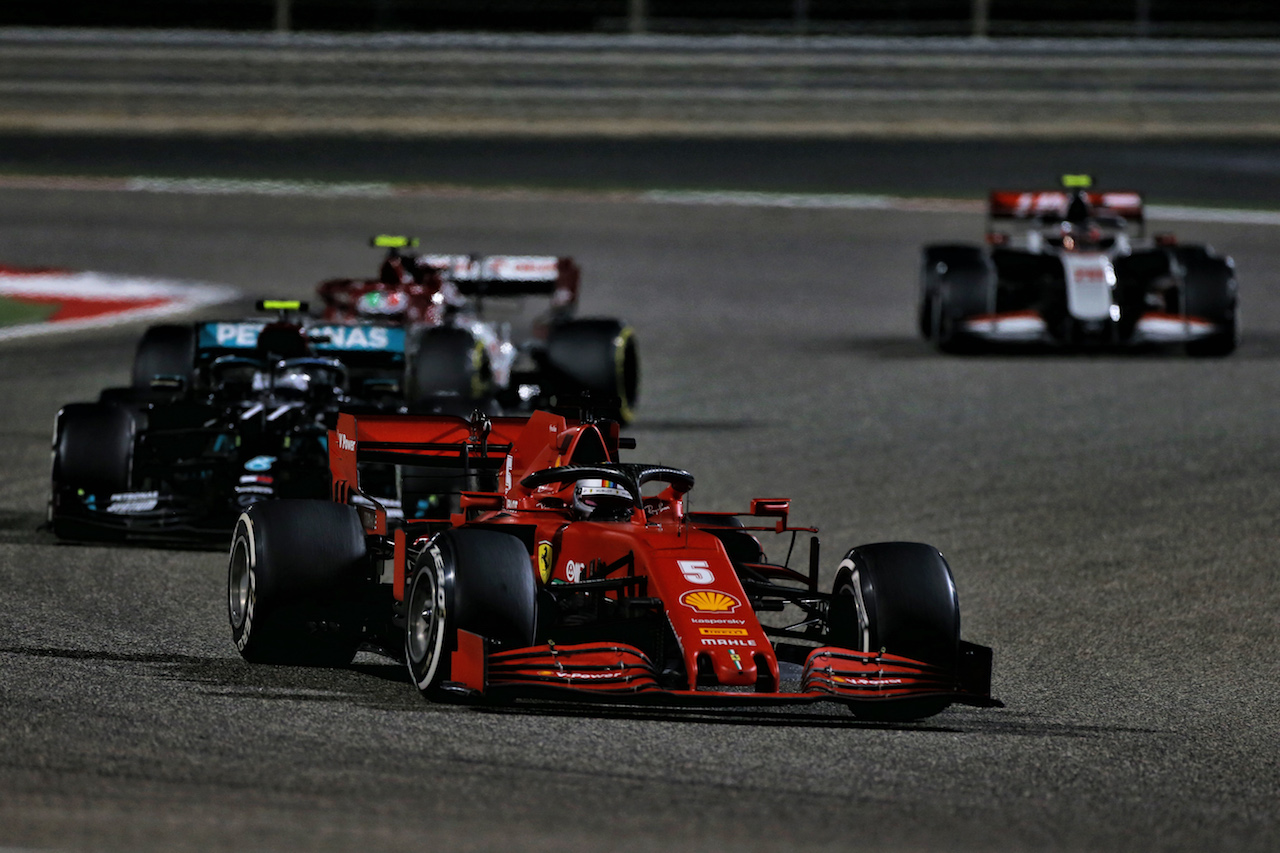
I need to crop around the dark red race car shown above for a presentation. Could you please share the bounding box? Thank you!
[316,235,580,328]
[227,410,999,721]
[314,237,637,423]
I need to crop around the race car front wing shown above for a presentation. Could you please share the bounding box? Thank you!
[441,633,1000,712]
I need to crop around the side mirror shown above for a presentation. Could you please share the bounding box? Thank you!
[749,498,790,531]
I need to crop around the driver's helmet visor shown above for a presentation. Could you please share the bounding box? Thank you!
[574,479,634,513]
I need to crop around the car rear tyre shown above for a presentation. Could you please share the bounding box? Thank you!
[1178,248,1239,357]
[52,403,135,494]
[49,403,136,540]
[545,319,639,423]
[688,513,764,566]
[228,500,369,666]
[405,327,493,411]
[1185,312,1239,358]
[828,542,961,720]
[921,246,992,353]
[132,324,196,389]
[406,528,536,699]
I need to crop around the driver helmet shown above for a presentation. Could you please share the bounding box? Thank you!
[1064,190,1092,225]
[573,478,634,520]
[257,322,312,360]
[1059,221,1103,252]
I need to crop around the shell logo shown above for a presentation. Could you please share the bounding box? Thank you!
[680,590,741,613]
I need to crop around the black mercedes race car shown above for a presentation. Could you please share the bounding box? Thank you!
[919,176,1238,356]
[48,301,405,544]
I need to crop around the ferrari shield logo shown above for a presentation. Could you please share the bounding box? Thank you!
[537,541,553,584]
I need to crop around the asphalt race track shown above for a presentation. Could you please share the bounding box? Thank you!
[1,145,1279,851]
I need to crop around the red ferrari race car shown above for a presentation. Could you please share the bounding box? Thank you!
[920,175,1238,355]
[316,237,637,423]
[227,409,999,721]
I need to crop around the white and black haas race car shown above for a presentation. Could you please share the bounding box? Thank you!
[919,175,1238,356]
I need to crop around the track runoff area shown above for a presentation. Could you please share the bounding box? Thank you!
[0,264,235,341]
[1,172,1277,344]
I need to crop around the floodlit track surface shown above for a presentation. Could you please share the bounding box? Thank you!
[1,144,1279,851]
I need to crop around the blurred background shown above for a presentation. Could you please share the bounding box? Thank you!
[6,1,1280,37]
[2,3,1279,203]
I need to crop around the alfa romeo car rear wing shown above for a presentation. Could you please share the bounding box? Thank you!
[416,254,580,304]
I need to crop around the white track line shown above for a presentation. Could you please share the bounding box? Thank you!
[33,176,1280,227]
[5,174,1279,225]
[642,189,1280,225]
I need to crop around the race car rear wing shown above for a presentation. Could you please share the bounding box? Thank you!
[988,190,1145,223]
[329,410,527,533]
[331,410,522,482]
[416,254,580,303]
[193,321,406,368]
[329,409,627,532]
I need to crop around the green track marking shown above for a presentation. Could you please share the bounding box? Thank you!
[0,297,57,327]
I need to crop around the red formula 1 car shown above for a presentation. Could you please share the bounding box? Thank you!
[316,237,638,423]
[227,410,999,721]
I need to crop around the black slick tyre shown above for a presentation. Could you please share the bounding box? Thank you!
[545,319,639,423]
[132,324,196,389]
[405,327,492,411]
[688,513,764,566]
[52,403,135,493]
[406,528,536,699]
[1178,248,1239,357]
[1185,311,1239,358]
[50,403,136,540]
[828,541,961,721]
[227,500,369,666]
[921,245,992,353]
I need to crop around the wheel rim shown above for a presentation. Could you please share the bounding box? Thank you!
[836,559,873,653]
[408,565,441,668]
[228,535,252,629]
[848,569,873,652]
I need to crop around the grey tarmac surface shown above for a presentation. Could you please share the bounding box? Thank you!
[0,157,1278,851]
[4,134,1280,207]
